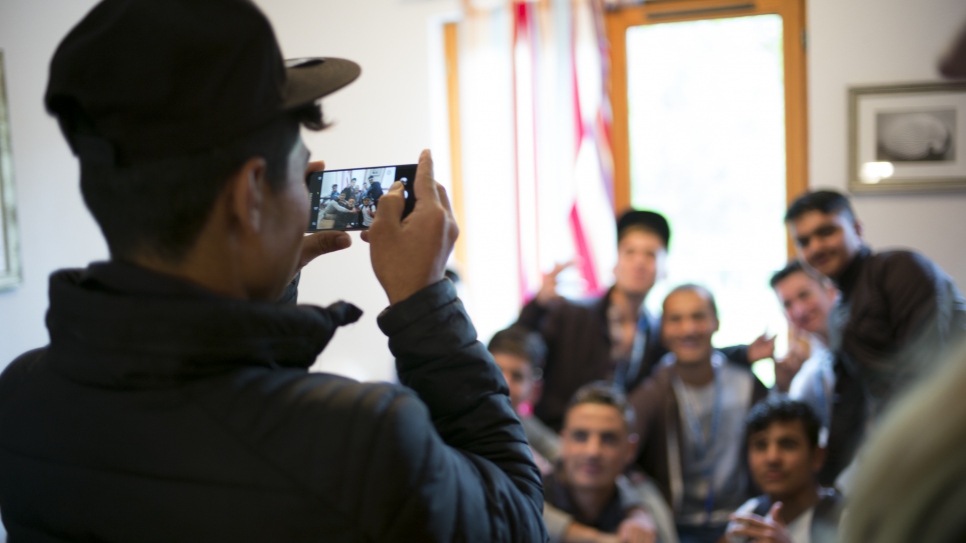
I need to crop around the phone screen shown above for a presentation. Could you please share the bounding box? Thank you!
[306,164,417,232]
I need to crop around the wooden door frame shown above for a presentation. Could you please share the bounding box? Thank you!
[605,0,808,256]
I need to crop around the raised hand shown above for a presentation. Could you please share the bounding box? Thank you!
[535,261,574,307]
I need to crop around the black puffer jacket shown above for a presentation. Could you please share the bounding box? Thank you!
[0,262,546,542]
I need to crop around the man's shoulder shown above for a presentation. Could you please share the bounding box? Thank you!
[867,249,944,281]
[0,347,50,398]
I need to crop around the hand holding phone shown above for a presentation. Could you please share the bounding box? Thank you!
[363,150,459,305]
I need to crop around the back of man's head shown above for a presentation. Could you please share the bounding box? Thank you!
[45,0,358,263]
[784,190,855,224]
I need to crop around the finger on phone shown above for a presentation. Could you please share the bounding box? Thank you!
[436,182,454,216]
[413,149,439,205]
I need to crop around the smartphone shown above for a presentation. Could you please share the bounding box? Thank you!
[306,164,416,232]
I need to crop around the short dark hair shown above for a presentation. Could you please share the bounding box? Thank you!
[769,260,829,289]
[566,382,636,431]
[665,283,718,320]
[487,326,547,369]
[784,190,855,223]
[64,102,325,262]
[745,397,821,449]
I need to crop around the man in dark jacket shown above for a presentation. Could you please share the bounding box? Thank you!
[517,211,773,430]
[0,1,546,541]
[785,189,966,484]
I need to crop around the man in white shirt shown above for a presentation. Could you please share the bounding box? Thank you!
[726,398,844,543]
[769,261,837,453]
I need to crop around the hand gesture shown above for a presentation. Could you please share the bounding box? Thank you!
[362,150,459,305]
[299,160,351,270]
[617,509,657,543]
[774,329,809,392]
[535,261,573,307]
[726,502,793,543]
[747,332,777,364]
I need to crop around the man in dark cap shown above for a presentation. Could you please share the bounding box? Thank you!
[516,209,773,431]
[0,1,545,541]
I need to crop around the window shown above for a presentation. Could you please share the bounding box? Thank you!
[607,0,808,383]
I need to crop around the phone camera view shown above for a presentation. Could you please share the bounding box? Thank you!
[306,164,416,232]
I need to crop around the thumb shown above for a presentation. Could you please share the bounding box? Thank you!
[299,231,352,269]
[768,501,784,525]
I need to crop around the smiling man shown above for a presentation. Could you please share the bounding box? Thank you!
[769,261,837,454]
[725,398,844,543]
[543,383,671,543]
[785,190,966,484]
[630,285,767,543]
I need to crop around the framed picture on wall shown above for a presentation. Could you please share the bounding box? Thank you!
[0,49,22,291]
[849,81,966,193]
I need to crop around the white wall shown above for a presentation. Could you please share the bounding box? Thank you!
[808,0,966,288]
[0,0,458,382]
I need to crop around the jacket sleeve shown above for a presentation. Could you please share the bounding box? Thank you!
[371,279,547,543]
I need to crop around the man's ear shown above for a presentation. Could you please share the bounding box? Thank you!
[853,219,863,238]
[227,157,268,234]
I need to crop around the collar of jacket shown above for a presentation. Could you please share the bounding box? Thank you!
[44,261,361,389]
[832,246,872,301]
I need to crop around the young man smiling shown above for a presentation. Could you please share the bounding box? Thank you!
[785,190,966,484]
[630,285,768,543]
[725,398,844,543]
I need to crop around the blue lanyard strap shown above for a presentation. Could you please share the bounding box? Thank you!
[675,367,723,523]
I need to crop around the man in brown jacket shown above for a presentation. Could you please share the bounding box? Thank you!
[630,285,768,543]
[785,190,966,484]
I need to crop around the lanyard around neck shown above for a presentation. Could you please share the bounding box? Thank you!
[674,364,723,522]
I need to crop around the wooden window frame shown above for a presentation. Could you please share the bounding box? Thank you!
[605,0,808,256]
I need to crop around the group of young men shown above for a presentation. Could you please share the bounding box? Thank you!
[492,192,965,543]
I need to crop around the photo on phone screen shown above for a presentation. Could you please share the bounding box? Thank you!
[306,164,417,232]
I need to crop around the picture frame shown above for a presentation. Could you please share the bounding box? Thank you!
[0,49,22,291]
[849,81,966,193]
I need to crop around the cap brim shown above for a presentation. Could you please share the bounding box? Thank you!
[282,57,361,110]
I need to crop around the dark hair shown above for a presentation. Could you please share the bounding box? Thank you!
[665,283,718,320]
[567,382,636,431]
[784,190,855,223]
[745,397,822,449]
[769,260,829,289]
[66,103,325,262]
[488,326,547,369]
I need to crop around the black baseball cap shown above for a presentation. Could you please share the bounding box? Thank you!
[616,209,671,249]
[45,0,360,165]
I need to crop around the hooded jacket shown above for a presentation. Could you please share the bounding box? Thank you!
[0,262,546,542]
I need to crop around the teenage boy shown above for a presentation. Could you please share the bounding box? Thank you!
[488,325,561,467]
[769,261,837,443]
[725,398,845,543]
[0,1,545,540]
[517,211,774,430]
[630,285,768,543]
[545,383,677,543]
[785,190,966,482]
